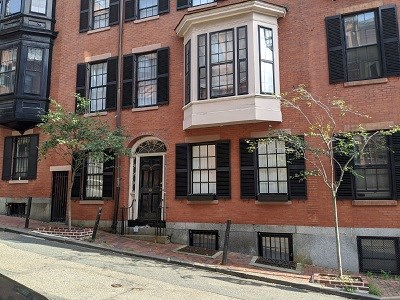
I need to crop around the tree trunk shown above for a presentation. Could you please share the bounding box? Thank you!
[332,192,343,276]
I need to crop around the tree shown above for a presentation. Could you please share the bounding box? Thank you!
[249,85,399,276]
[38,95,130,229]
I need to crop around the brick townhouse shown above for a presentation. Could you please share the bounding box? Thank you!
[0,0,399,274]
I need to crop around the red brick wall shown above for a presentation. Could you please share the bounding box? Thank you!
[1,0,399,228]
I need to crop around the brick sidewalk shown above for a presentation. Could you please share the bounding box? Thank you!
[0,215,395,299]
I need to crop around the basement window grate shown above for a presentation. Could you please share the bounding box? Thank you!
[189,230,219,250]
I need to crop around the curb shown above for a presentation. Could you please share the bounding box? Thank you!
[0,226,382,300]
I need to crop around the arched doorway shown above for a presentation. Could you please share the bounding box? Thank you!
[128,137,167,226]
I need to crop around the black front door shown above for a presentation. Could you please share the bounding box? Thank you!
[51,171,68,222]
[138,156,163,221]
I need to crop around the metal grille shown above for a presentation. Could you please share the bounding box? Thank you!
[358,237,400,275]
[51,171,68,222]
[258,232,293,262]
[189,230,219,250]
[12,136,30,180]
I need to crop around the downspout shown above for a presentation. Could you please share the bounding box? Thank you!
[111,0,124,233]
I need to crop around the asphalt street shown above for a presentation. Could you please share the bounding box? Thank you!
[0,231,347,300]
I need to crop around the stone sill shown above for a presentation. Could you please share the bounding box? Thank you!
[79,200,104,205]
[352,200,397,206]
[134,15,160,24]
[87,26,110,35]
[132,106,158,112]
[344,77,388,87]
[8,180,29,184]
[255,201,292,205]
[84,111,108,117]
[186,200,218,205]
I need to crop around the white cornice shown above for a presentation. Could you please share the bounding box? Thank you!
[175,0,287,37]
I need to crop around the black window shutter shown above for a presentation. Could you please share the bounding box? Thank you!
[102,153,115,198]
[177,0,189,10]
[2,137,13,180]
[325,15,346,83]
[391,133,400,199]
[27,135,39,180]
[158,0,169,14]
[71,153,82,199]
[122,54,134,108]
[157,48,169,105]
[175,144,189,198]
[76,63,87,97]
[109,0,120,26]
[334,145,354,199]
[216,141,230,198]
[106,57,118,110]
[286,142,307,200]
[240,139,256,198]
[124,0,136,21]
[379,5,400,77]
[79,0,90,32]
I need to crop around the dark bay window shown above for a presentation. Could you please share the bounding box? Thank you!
[177,0,215,9]
[137,52,157,107]
[335,133,400,200]
[326,5,400,83]
[0,47,17,95]
[122,48,169,108]
[175,141,230,200]
[30,0,46,14]
[24,47,43,95]
[79,0,120,32]
[210,29,234,98]
[72,152,115,200]
[2,135,39,181]
[240,139,306,201]
[259,26,274,94]
[5,0,21,16]
[75,57,118,112]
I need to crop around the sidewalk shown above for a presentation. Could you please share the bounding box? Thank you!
[0,215,394,300]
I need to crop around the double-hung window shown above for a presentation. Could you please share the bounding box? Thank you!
[175,141,230,200]
[30,0,46,14]
[79,0,120,32]
[177,0,215,9]
[0,47,17,95]
[2,135,39,181]
[326,5,400,83]
[89,62,107,112]
[240,139,306,201]
[121,48,169,108]
[335,133,400,200]
[76,57,118,112]
[138,0,157,19]
[137,52,157,107]
[259,27,274,94]
[71,152,115,200]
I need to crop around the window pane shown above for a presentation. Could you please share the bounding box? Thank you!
[192,0,214,7]
[5,0,21,15]
[0,48,17,95]
[260,28,273,61]
[31,0,46,14]
[344,12,377,48]
[93,0,110,29]
[138,0,158,19]
[347,45,381,81]
[24,48,43,95]
[261,61,274,94]
[191,144,216,195]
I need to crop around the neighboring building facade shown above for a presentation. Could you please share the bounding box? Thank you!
[0,0,400,274]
